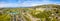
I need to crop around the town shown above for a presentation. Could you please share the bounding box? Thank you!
[0,4,60,21]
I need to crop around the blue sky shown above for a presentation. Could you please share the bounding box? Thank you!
[0,0,60,8]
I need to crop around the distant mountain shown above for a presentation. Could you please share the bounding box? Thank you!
[30,4,60,9]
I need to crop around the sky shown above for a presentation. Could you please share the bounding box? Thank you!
[0,0,60,8]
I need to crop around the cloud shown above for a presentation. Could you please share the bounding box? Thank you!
[0,3,19,8]
[0,0,60,8]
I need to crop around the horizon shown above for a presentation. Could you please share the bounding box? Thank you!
[0,4,60,8]
[0,0,60,8]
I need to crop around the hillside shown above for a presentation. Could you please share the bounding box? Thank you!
[0,4,60,21]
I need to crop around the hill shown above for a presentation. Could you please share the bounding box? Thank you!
[0,4,60,21]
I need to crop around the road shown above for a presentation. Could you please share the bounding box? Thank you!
[10,14,24,21]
